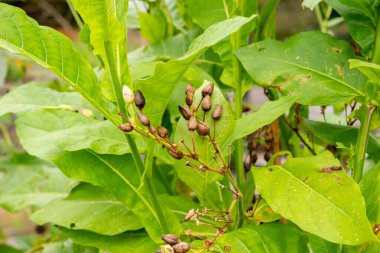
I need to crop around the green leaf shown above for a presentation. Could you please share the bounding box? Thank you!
[325,0,375,57]
[136,15,256,125]
[0,152,71,212]
[0,244,22,253]
[335,0,376,21]
[39,240,98,253]
[253,152,376,245]
[0,83,96,118]
[31,183,142,236]
[71,0,130,101]
[230,96,295,142]
[0,4,113,120]
[0,52,7,86]
[252,199,282,223]
[174,81,235,206]
[52,150,182,243]
[360,162,380,224]
[350,59,380,85]
[138,12,167,44]
[60,228,158,253]
[214,223,308,252]
[309,234,339,253]
[237,31,366,105]
[301,119,380,161]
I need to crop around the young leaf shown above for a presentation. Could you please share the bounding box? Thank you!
[71,0,130,101]
[360,162,380,224]
[136,15,256,126]
[31,183,142,236]
[60,228,158,253]
[302,0,322,10]
[174,81,235,206]
[350,59,380,86]
[0,4,113,121]
[237,31,366,105]
[214,223,308,252]
[308,234,339,253]
[229,96,295,142]
[253,152,377,245]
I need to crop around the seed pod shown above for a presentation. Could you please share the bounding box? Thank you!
[168,149,182,160]
[119,123,133,132]
[157,126,169,138]
[148,125,156,135]
[178,105,193,120]
[212,104,223,120]
[137,112,150,126]
[201,95,212,112]
[196,121,210,136]
[184,209,196,221]
[264,152,271,162]
[244,155,251,172]
[185,83,195,95]
[134,90,145,110]
[173,242,190,253]
[185,93,194,107]
[161,234,180,246]
[251,152,258,165]
[187,116,197,131]
[122,85,134,104]
[161,245,175,253]
[201,83,214,97]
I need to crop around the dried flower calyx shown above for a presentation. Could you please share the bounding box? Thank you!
[119,122,133,132]
[137,111,150,126]
[201,95,212,112]
[178,105,193,120]
[159,234,190,253]
[201,83,214,97]
[196,121,210,136]
[161,234,180,246]
[185,83,195,107]
[134,90,145,110]
[212,104,223,120]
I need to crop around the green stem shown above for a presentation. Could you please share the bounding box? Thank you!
[66,0,83,29]
[352,104,375,182]
[0,122,12,146]
[104,41,170,232]
[371,16,380,64]
[145,142,170,234]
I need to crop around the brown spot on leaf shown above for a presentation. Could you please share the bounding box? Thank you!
[299,75,311,84]
[331,47,342,53]
[224,246,232,251]
[258,46,266,52]
[321,166,342,173]
[335,64,343,77]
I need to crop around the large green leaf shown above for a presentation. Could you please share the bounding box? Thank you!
[52,150,182,243]
[0,4,113,120]
[0,83,97,118]
[136,15,255,125]
[60,228,158,253]
[309,234,339,253]
[174,81,235,207]
[360,162,380,224]
[237,31,366,105]
[0,152,71,212]
[253,152,376,245]
[228,96,295,142]
[71,0,130,101]
[302,119,380,161]
[214,223,308,252]
[31,183,142,236]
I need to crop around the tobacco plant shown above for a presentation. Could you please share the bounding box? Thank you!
[0,0,379,252]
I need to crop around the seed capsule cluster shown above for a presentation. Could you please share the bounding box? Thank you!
[157,234,190,253]
[118,82,238,252]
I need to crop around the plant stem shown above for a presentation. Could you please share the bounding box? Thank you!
[352,104,375,182]
[0,122,12,146]
[371,16,380,64]
[104,41,171,232]
[145,142,170,233]
[66,0,83,29]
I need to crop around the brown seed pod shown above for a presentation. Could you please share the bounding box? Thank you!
[137,112,150,126]
[185,93,194,107]
[161,234,180,246]
[157,126,169,138]
[173,242,190,253]
[148,125,156,135]
[201,95,212,112]
[188,116,198,131]
[264,152,271,162]
[196,121,210,136]
[201,83,214,97]
[168,149,182,160]
[134,90,145,110]
[212,104,223,120]
[119,123,133,132]
[178,105,193,120]
[184,209,196,221]
[185,83,195,95]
